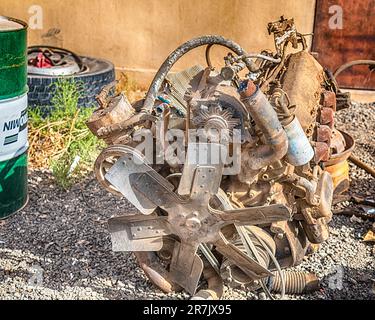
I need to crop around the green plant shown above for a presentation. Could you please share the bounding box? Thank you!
[29,78,104,189]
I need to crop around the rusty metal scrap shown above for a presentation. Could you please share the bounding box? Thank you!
[87,16,357,299]
[349,154,375,178]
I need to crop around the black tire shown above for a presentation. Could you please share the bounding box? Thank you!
[27,56,115,108]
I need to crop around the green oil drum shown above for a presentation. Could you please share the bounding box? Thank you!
[0,17,28,219]
[0,148,28,219]
[0,16,28,100]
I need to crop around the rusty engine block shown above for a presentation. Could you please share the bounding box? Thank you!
[87,17,354,299]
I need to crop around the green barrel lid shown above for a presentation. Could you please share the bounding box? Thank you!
[0,16,28,100]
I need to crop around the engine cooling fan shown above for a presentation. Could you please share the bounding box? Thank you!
[99,143,291,295]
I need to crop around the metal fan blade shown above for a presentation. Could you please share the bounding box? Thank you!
[178,143,226,196]
[108,215,170,252]
[105,155,179,214]
[213,204,291,226]
[130,168,184,209]
[215,232,273,280]
[189,165,224,202]
[169,241,203,295]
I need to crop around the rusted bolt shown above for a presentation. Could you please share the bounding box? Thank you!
[185,217,201,230]
[276,233,284,239]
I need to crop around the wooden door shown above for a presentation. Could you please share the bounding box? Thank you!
[312,0,375,89]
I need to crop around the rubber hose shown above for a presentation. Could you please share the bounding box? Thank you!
[142,35,257,113]
[334,60,375,78]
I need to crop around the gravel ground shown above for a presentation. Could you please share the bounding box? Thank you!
[0,101,374,300]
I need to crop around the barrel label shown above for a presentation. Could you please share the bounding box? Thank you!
[3,109,27,134]
[4,133,18,145]
[1,108,27,148]
[0,95,28,162]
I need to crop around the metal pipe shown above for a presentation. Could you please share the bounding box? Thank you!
[142,35,258,113]
[205,44,215,70]
[283,117,315,166]
[288,173,319,206]
[239,81,288,170]
[235,53,282,64]
[134,252,179,293]
[349,154,375,178]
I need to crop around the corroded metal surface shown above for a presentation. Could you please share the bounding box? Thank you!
[281,51,324,133]
[88,17,353,299]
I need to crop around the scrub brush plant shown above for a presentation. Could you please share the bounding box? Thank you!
[28,78,104,189]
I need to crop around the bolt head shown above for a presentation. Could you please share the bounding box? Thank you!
[276,233,284,239]
[185,217,201,230]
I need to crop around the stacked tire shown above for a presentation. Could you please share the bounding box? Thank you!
[27,56,115,108]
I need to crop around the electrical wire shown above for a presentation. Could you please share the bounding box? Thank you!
[247,227,286,299]
[216,189,281,300]
[235,225,275,300]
